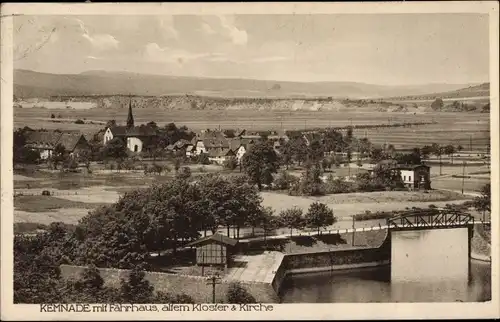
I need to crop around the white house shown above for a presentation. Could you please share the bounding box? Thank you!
[235,145,246,163]
[208,148,236,165]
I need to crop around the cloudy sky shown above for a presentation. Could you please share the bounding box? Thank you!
[13,14,490,85]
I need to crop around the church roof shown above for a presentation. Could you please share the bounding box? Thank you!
[109,125,157,137]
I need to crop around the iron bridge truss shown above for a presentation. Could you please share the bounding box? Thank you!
[387,208,474,231]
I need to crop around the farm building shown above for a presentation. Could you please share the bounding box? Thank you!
[186,234,238,268]
[103,100,157,153]
[24,130,91,159]
[208,148,236,165]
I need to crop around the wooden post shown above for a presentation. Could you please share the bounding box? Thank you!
[461,161,466,195]
[352,216,355,246]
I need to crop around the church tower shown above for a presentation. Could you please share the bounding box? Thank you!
[126,96,134,129]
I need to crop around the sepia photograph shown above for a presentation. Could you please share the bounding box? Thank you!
[1,2,499,320]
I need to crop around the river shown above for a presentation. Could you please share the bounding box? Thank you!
[280,228,491,302]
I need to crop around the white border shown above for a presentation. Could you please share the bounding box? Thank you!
[1,2,499,320]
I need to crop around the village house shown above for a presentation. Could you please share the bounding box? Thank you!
[368,160,431,190]
[208,148,236,165]
[103,100,157,153]
[190,129,229,156]
[396,164,431,190]
[24,130,91,160]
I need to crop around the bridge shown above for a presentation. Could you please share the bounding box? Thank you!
[387,209,475,231]
[386,208,476,262]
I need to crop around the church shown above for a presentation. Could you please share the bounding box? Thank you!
[103,99,158,153]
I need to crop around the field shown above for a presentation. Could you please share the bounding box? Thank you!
[14,108,490,150]
[260,191,472,220]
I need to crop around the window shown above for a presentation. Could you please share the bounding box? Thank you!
[408,175,412,182]
[403,176,406,181]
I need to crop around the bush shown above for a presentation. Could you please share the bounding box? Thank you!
[324,175,354,194]
[226,282,256,304]
[74,119,85,124]
[273,171,299,190]
[198,153,210,165]
[223,157,238,170]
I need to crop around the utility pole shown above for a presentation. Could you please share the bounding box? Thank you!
[206,273,221,304]
[352,215,355,246]
[461,161,466,195]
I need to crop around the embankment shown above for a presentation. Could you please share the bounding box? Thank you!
[60,264,279,303]
[270,230,391,295]
[471,224,491,262]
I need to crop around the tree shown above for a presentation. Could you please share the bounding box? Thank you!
[259,207,278,244]
[304,202,336,235]
[226,281,257,304]
[291,137,308,166]
[431,143,443,175]
[369,146,385,163]
[78,150,92,172]
[473,183,491,222]
[444,144,456,165]
[223,157,238,170]
[101,138,128,161]
[292,163,325,196]
[51,113,55,119]
[51,143,67,170]
[307,139,325,164]
[421,145,433,160]
[431,98,444,110]
[279,140,294,170]
[120,267,154,304]
[372,163,404,191]
[176,166,191,180]
[14,234,64,303]
[242,141,280,190]
[344,127,354,176]
[323,129,344,154]
[198,153,210,165]
[278,207,304,237]
[273,170,299,190]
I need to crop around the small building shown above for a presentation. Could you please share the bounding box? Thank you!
[395,164,431,190]
[369,160,431,190]
[186,233,238,268]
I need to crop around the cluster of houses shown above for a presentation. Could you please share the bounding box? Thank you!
[20,101,431,190]
[101,102,289,165]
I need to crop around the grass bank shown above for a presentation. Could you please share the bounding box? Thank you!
[14,195,108,212]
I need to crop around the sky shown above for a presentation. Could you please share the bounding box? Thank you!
[13,14,490,85]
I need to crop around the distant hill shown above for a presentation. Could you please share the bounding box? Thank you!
[13,69,478,100]
[384,83,490,101]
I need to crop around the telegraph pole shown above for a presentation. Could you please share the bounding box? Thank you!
[206,273,221,303]
[352,215,355,246]
[461,161,467,195]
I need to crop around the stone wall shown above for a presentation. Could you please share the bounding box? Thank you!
[59,265,279,303]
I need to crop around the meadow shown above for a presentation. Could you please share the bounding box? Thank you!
[14,107,490,150]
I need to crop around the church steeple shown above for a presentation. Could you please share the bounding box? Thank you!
[126,96,134,128]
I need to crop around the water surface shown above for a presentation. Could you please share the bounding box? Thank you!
[280,228,491,303]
